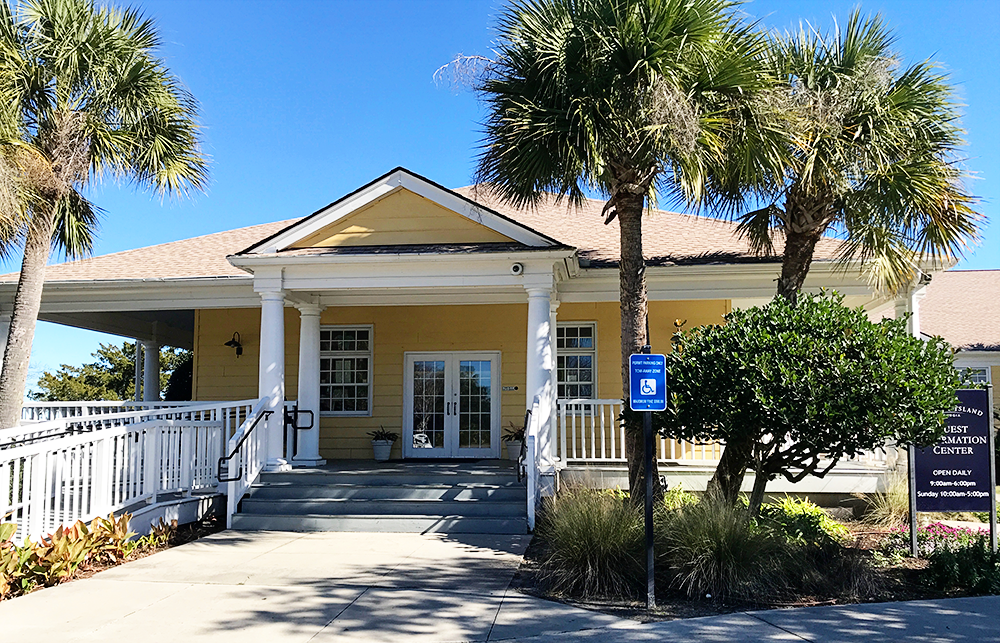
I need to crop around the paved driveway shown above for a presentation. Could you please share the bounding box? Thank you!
[3,530,999,642]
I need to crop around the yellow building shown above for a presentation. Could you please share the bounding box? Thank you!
[1,168,915,496]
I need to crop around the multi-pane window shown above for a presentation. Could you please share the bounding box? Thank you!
[958,366,990,384]
[556,323,596,399]
[320,326,372,415]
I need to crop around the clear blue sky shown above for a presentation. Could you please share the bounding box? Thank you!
[18,0,1000,393]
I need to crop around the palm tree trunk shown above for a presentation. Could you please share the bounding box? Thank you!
[617,192,663,505]
[0,209,56,429]
[776,228,823,304]
[776,192,829,304]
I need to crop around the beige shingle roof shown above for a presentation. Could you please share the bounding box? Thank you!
[2,180,845,283]
[453,187,843,266]
[0,219,297,282]
[920,270,1000,351]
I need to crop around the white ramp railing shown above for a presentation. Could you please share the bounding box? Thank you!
[20,400,206,424]
[219,397,272,529]
[1,399,259,544]
[4,400,257,450]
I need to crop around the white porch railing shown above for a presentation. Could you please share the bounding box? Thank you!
[557,399,723,465]
[1,399,259,544]
[556,399,892,470]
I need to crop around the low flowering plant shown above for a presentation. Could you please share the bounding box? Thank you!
[880,522,981,559]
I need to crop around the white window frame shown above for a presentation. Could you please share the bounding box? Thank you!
[957,366,991,385]
[556,322,597,400]
[319,324,374,417]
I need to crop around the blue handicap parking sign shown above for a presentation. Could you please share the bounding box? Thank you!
[629,354,667,411]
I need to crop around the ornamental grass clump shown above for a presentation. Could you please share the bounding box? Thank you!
[859,471,910,528]
[535,489,644,598]
[656,494,790,601]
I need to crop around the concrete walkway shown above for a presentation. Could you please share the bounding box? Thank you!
[2,530,999,642]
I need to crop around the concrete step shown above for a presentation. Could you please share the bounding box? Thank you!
[246,483,526,502]
[257,470,519,487]
[239,497,527,517]
[231,513,529,534]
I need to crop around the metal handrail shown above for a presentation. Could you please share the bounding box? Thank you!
[517,408,530,484]
[217,410,272,482]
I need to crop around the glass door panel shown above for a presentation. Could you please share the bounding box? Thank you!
[411,360,446,452]
[458,360,492,450]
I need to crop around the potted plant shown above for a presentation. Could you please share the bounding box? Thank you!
[368,427,399,462]
[501,422,524,462]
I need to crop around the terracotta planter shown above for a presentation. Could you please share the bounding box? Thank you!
[506,440,522,462]
[371,440,394,462]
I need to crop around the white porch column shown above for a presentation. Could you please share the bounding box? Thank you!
[544,299,560,471]
[894,285,927,339]
[259,291,290,472]
[293,303,326,466]
[134,342,142,402]
[525,287,553,469]
[141,340,159,401]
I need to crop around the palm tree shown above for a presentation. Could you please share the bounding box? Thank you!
[0,0,207,429]
[475,0,768,502]
[702,10,984,503]
[732,10,981,302]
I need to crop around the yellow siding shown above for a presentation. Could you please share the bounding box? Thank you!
[192,299,729,460]
[557,300,729,399]
[193,307,300,403]
[292,188,514,248]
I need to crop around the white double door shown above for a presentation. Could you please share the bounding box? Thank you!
[403,351,501,459]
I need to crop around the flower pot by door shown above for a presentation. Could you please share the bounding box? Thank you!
[372,440,394,462]
[506,440,522,462]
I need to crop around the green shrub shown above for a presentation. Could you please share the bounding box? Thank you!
[925,535,1000,593]
[657,495,789,601]
[535,489,644,598]
[0,512,163,601]
[662,484,698,511]
[758,497,850,546]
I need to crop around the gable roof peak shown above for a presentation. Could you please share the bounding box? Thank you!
[237,167,562,255]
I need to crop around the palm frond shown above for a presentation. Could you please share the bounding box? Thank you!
[51,187,101,259]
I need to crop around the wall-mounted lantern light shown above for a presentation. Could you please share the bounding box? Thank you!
[224,332,243,358]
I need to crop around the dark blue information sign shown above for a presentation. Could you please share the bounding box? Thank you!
[629,354,667,412]
[914,389,993,512]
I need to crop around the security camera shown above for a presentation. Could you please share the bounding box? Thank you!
[510,263,524,276]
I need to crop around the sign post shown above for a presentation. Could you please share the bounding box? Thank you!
[910,387,997,556]
[629,352,667,610]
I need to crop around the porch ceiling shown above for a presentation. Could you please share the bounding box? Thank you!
[38,309,195,349]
